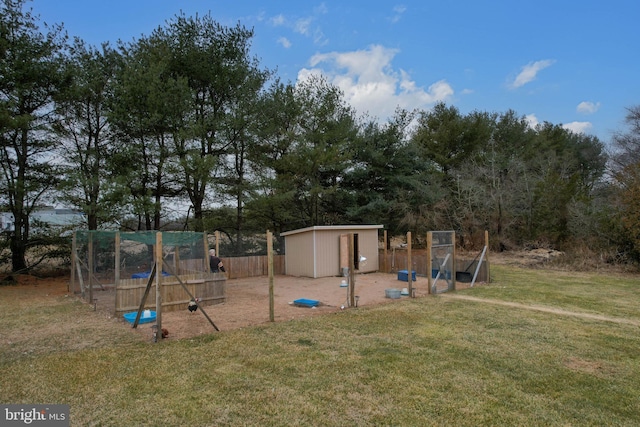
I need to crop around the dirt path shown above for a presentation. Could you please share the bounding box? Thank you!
[440,293,640,326]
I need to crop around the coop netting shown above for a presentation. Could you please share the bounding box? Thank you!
[430,231,455,293]
[71,230,208,296]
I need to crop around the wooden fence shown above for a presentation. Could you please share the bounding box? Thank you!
[220,255,285,279]
[115,272,226,315]
[220,252,486,282]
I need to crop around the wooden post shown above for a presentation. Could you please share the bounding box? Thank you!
[173,243,181,275]
[407,231,413,297]
[427,232,433,295]
[452,231,456,291]
[268,230,274,322]
[485,230,490,283]
[349,233,355,308]
[202,232,209,272]
[155,232,163,332]
[383,229,388,273]
[215,230,220,258]
[88,231,93,304]
[70,231,77,293]
[114,232,121,289]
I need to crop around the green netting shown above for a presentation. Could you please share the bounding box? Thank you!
[71,230,210,297]
[75,230,205,246]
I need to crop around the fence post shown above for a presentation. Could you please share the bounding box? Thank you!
[268,230,274,322]
[427,232,433,294]
[485,230,491,283]
[155,232,163,332]
[407,231,413,297]
[383,229,388,273]
[349,233,355,308]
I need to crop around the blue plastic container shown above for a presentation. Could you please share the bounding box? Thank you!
[123,310,156,324]
[397,270,416,282]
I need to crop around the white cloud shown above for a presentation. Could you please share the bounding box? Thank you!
[390,5,407,23]
[270,14,285,26]
[525,114,539,129]
[523,114,593,135]
[563,121,592,134]
[269,7,328,45]
[277,37,292,49]
[576,101,600,114]
[509,59,555,89]
[295,17,312,35]
[298,44,453,121]
[314,3,328,15]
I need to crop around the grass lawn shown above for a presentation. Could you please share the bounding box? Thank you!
[1,264,639,426]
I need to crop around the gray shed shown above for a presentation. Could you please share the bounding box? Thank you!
[281,225,383,278]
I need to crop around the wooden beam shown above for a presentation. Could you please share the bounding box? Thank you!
[155,232,163,333]
[70,232,76,293]
[407,231,413,297]
[88,232,94,304]
[268,230,274,322]
[349,233,355,308]
[383,230,388,273]
[427,232,433,295]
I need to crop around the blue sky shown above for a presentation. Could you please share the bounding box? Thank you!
[30,0,640,143]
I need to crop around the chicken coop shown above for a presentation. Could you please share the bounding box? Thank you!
[70,230,225,316]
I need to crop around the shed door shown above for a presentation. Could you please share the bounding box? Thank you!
[339,233,359,273]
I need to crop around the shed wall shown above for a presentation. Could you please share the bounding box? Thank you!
[284,227,381,278]
[314,229,342,278]
[284,232,316,277]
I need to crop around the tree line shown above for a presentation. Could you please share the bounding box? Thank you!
[1,0,639,272]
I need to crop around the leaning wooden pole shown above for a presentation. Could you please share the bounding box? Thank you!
[268,230,275,322]
[161,261,219,331]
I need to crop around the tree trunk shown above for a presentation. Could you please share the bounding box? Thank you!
[192,204,204,232]
[10,213,28,272]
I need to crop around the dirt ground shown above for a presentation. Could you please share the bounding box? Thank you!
[149,273,445,340]
[2,271,464,342]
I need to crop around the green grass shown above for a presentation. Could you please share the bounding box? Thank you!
[475,264,640,319]
[1,266,640,426]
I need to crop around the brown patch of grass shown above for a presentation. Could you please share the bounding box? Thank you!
[564,357,615,377]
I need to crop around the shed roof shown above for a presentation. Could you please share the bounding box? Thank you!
[280,224,383,237]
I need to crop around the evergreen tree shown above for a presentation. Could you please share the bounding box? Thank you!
[54,39,120,230]
[0,0,68,271]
